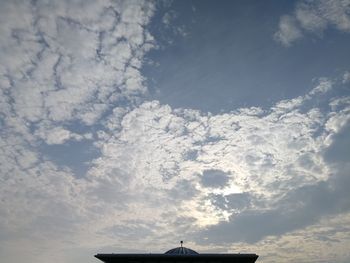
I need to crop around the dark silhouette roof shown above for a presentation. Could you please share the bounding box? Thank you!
[95,241,258,263]
[164,247,199,255]
[94,253,259,263]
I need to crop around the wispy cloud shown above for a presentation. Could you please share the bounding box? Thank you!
[274,15,303,46]
[275,0,350,46]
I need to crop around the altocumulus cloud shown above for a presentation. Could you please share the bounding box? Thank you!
[1,1,350,263]
[0,0,157,262]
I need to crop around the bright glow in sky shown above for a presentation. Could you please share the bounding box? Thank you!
[1,0,350,262]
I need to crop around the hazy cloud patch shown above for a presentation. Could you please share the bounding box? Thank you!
[275,0,350,46]
[274,15,303,46]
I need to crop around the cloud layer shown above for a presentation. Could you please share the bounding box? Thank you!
[1,1,350,263]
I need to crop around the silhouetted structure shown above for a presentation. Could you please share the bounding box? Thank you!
[95,242,258,263]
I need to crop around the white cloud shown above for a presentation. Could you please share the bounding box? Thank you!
[309,78,333,95]
[274,15,303,46]
[0,1,158,261]
[325,108,350,134]
[34,124,93,145]
[275,0,350,46]
[91,77,349,230]
[0,0,156,129]
[273,96,305,112]
[295,2,328,32]
[343,71,350,83]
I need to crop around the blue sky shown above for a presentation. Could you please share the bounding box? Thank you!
[0,0,350,263]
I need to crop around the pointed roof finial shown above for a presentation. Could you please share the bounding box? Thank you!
[180,241,183,247]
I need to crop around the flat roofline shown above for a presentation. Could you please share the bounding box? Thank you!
[95,254,259,257]
[95,253,259,262]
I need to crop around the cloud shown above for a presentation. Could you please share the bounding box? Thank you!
[324,120,350,163]
[195,102,350,245]
[309,78,333,95]
[0,0,156,129]
[90,74,350,233]
[275,0,350,46]
[35,124,91,145]
[210,192,252,211]
[0,0,158,262]
[1,1,350,262]
[343,71,350,84]
[274,15,303,46]
[198,178,350,246]
[2,68,350,262]
[162,11,177,27]
[196,163,350,244]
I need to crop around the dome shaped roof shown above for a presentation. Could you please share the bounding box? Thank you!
[164,247,198,255]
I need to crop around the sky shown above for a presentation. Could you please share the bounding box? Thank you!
[0,0,350,262]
